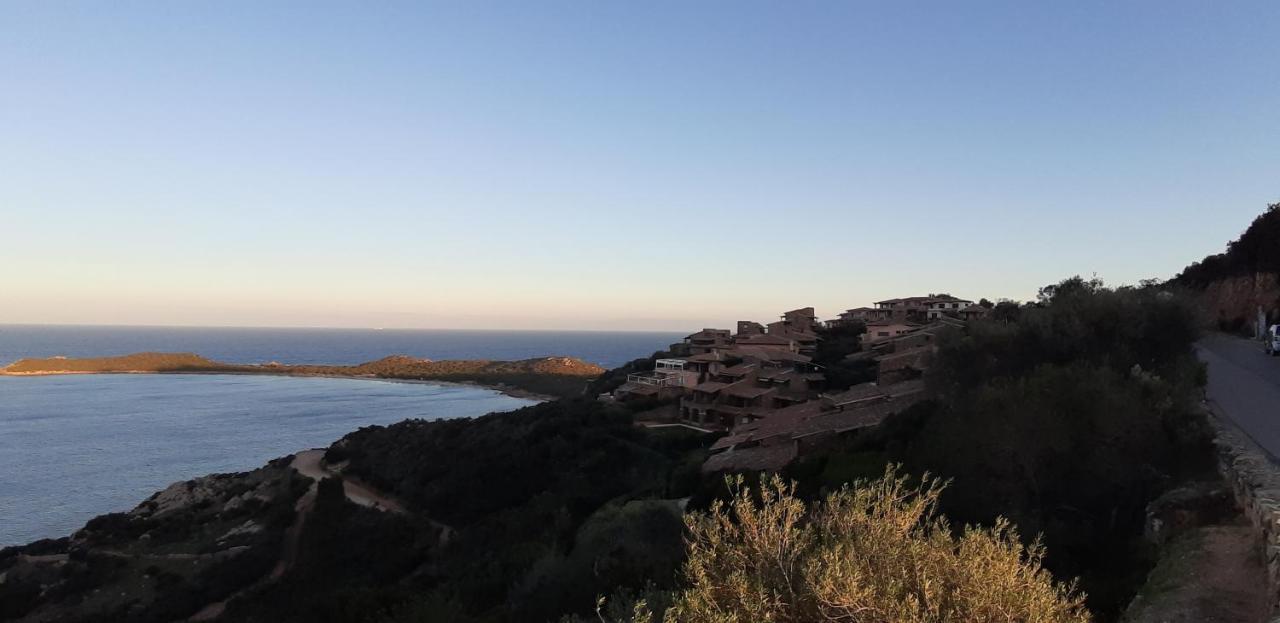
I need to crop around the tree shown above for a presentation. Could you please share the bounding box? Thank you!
[657,468,1090,623]
[1037,275,1103,305]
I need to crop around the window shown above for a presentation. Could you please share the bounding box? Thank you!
[878,331,889,337]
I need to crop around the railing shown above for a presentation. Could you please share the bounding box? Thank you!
[628,372,684,387]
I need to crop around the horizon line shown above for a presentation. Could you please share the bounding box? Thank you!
[0,322,691,335]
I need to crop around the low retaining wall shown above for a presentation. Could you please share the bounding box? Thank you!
[1211,410,1280,620]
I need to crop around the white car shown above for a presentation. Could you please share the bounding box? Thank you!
[1267,325,1280,356]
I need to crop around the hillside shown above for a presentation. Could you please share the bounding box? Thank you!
[1173,202,1280,331]
[1,352,605,399]
[0,279,1221,623]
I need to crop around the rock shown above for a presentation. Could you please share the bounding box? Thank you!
[1145,483,1236,544]
[217,520,263,542]
[133,477,225,518]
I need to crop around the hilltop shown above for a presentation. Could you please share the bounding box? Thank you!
[0,352,605,399]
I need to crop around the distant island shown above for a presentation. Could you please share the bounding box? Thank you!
[0,352,605,400]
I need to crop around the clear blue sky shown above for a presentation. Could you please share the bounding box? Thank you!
[3,2,1277,330]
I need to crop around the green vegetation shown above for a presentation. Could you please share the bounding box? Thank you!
[788,277,1214,618]
[812,321,877,390]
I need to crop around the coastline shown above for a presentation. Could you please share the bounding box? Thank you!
[0,351,604,400]
[0,368,559,402]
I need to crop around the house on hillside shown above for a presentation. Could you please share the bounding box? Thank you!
[959,305,990,321]
[613,359,699,402]
[862,319,922,344]
[703,379,928,473]
[679,349,824,430]
[830,306,893,327]
[875,294,976,322]
[734,332,798,352]
[924,295,973,319]
[875,296,930,320]
[765,307,820,356]
[680,328,733,355]
[771,307,819,333]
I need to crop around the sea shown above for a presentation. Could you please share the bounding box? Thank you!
[0,325,683,547]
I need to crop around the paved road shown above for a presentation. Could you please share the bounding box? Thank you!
[1198,334,1280,458]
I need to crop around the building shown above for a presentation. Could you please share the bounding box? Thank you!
[703,378,927,472]
[772,307,819,333]
[829,306,893,327]
[765,307,820,355]
[613,359,699,402]
[874,297,933,321]
[924,295,973,319]
[862,319,922,344]
[875,294,976,322]
[959,305,990,321]
[680,328,733,355]
[679,349,824,429]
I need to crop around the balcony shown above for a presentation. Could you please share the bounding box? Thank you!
[627,371,685,387]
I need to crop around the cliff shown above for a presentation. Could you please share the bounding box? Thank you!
[1189,272,1280,332]
[1173,202,1280,331]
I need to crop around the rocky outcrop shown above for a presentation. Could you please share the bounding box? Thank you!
[1192,273,1280,331]
[0,459,307,623]
[131,471,282,519]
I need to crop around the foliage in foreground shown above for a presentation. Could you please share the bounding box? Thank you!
[652,468,1090,623]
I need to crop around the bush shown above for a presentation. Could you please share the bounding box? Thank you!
[657,468,1090,623]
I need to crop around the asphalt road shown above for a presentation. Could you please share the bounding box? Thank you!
[1198,334,1280,458]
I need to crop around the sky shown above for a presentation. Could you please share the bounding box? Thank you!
[2,2,1278,331]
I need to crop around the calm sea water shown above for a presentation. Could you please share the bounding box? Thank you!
[0,326,683,547]
[0,374,538,546]
[0,325,683,369]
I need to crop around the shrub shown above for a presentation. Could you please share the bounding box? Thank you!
[658,468,1090,623]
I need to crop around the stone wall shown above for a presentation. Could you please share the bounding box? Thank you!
[1212,413,1280,620]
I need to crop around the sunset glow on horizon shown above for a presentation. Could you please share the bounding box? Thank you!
[4,2,1278,331]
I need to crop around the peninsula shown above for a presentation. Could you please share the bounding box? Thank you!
[0,352,605,399]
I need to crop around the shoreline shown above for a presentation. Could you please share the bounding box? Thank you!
[0,368,558,402]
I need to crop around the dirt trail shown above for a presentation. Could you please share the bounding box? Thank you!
[291,450,407,513]
[187,450,416,621]
[1127,520,1270,623]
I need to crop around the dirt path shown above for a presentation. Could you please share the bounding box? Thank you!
[1126,520,1270,622]
[291,450,407,513]
[186,450,433,621]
